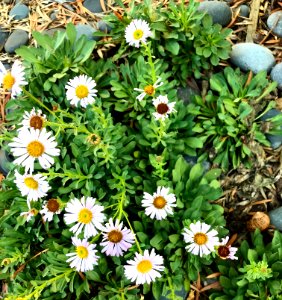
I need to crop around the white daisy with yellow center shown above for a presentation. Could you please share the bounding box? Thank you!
[0,60,27,98]
[64,196,106,238]
[40,198,61,222]
[9,128,60,173]
[66,237,99,272]
[14,170,50,201]
[100,218,135,257]
[134,77,163,101]
[124,249,164,285]
[65,75,98,108]
[183,221,219,257]
[141,186,177,220]
[19,108,46,131]
[152,95,176,121]
[125,19,152,48]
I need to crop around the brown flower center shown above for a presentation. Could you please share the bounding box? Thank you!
[30,116,43,130]
[218,245,230,258]
[157,103,169,115]
[108,230,123,243]
[47,199,60,212]
[153,196,166,209]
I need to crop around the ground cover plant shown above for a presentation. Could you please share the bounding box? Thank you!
[0,0,281,299]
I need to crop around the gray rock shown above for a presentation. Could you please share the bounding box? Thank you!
[97,20,111,33]
[44,28,65,37]
[9,4,29,20]
[83,0,103,13]
[177,86,199,105]
[0,148,13,176]
[230,43,275,73]
[4,29,29,54]
[260,109,282,149]
[271,63,282,90]
[0,28,9,52]
[75,24,99,41]
[239,5,250,18]
[184,155,211,172]
[198,1,232,26]
[269,207,282,231]
[267,11,282,37]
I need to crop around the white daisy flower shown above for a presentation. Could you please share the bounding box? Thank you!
[9,128,60,174]
[125,19,152,48]
[65,75,98,108]
[141,186,176,220]
[0,60,27,98]
[152,95,176,121]
[66,237,99,272]
[100,218,135,257]
[134,77,163,101]
[216,237,238,260]
[19,108,46,131]
[40,198,61,222]
[124,249,165,285]
[14,170,50,201]
[64,196,106,238]
[20,208,38,222]
[183,221,219,257]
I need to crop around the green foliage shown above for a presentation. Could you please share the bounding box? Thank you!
[188,67,278,170]
[210,230,282,299]
[103,0,232,83]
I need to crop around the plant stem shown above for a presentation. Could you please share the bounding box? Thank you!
[143,43,157,83]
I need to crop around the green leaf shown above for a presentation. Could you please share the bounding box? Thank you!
[66,22,76,44]
[150,234,163,250]
[165,40,180,55]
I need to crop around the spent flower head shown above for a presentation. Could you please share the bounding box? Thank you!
[19,108,46,131]
[134,77,163,101]
[152,95,176,121]
[40,198,61,222]
[215,236,238,260]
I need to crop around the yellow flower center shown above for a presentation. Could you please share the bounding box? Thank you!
[108,230,123,243]
[3,72,15,90]
[30,116,43,130]
[27,141,45,157]
[194,233,208,245]
[76,246,89,259]
[24,177,38,189]
[137,259,153,274]
[78,208,93,224]
[157,103,169,115]
[153,196,166,209]
[144,85,155,96]
[133,29,144,40]
[75,85,89,99]
[47,199,60,212]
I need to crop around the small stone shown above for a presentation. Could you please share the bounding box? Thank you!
[239,5,250,18]
[260,109,282,149]
[50,11,58,21]
[267,11,282,38]
[269,207,282,231]
[0,28,9,52]
[83,0,104,13]
[75,24,99,41]
[184,155,211,172]
[9,4,29,20]
[4,29,29,54]
[0,148,13,176]
[230,43,275,73]
[177,86,199,105]
[198,1,232,26]
[271,63,282,90]
[44,28,65,37]
[97,20,111,33]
